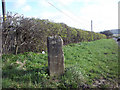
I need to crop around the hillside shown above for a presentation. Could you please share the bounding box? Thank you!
[109,29,120,34]
[2,39,119,88]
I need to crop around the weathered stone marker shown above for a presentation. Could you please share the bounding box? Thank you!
[47,36,64,76]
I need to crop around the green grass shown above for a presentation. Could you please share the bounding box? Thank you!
[2,39,119,88]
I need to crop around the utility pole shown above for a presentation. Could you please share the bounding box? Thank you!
[91,20,93,41]
[0,1,6,88]
[2,0,6,22]
[1,0,6,56]
[91,20,93,32]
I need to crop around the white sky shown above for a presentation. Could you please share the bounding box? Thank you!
[0,0,119,32]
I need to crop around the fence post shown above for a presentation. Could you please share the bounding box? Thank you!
[47,36,64,76]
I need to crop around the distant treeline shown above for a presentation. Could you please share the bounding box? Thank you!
[2,12,106,54]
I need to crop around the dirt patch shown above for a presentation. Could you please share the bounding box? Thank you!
[92,77,119,88]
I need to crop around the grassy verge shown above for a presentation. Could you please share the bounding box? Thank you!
[2,39,119,88]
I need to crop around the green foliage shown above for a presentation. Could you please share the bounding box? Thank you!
[100,30,113,38]
[63,39,118,88]
[3,12,106,54]
[59,66,86,88]
[2,39,118,88]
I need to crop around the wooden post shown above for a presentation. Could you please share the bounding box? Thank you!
[0,1,4,88]
[2,0,6,22]
[47,36,64,76]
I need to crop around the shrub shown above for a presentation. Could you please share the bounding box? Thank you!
[2,12,106,54]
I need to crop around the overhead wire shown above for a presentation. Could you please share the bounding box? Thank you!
[45,0,89,30]
[53,1,91,28]
[54,1,89,22]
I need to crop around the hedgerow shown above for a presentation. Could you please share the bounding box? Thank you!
[2,12,106,54]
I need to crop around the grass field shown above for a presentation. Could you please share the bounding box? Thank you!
[2,39,119,88]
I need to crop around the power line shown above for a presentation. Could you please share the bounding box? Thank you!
[46,1,88,29]
[59,3,91,30]
[53,1,89,23]
[47,2,72,20]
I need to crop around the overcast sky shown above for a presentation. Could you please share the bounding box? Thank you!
[0,0,119,32]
